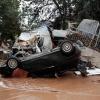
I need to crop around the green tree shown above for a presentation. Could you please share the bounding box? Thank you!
[20,0,76,30]
[20,0,56,30]
[52,0,74,29]
[0,0,21,42]
[20,0,100,30]
[73,0,100,22]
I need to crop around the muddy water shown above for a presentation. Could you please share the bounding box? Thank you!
[0,73,100,100]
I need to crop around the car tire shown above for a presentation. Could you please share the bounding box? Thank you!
[1,58,22,77]
[6,57,19,69]
[60,40,75,56]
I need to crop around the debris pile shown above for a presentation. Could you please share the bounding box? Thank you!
[67,33,100,50]
[67,19,100,51]
[0,19,100,78]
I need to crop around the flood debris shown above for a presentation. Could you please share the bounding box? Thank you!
[0,25,83,78]
[75,56,100,76]
[0,19,100,78]
[67,19,100,50]
[75,47,100,76]
[75,68,100,76]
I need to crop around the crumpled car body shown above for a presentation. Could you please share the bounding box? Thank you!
[0,40,84,77]
[0,26,87,77]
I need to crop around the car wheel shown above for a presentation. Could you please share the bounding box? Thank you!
[7,58,19,69]
[60,40,75,55]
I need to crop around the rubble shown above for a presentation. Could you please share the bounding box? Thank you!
[75,68,100,76]
[81,47,100,68]
[0,19,100,78]
[74,47,100,76]
[67,19,100,50]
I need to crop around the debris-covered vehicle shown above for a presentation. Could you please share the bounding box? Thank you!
[0,40,84,77]
[0,26,87,77]
[12,26,68,57]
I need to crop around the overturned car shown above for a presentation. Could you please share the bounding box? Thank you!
[0,26,87,77]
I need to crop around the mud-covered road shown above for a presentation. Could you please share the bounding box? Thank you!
[0,74,100,100]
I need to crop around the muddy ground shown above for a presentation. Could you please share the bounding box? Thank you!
[0,74,100,100]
